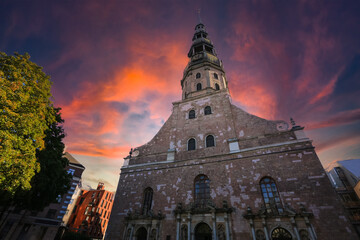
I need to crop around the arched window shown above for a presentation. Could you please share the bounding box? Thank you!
[194,175,210,202]
[188,138,196,151]
[204,106,212,115]
[142,188,153,215]
[196,73,201,79]
[206,135,215,147]
[260,177,283,214]
[215,83,220,90]
[214,73,218,79]
[271,227,292,240]
[189,110,195,119]
[196,83,202,91]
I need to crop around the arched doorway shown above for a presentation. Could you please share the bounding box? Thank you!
[271,227,292,240]
[195,222,212,240]
[135,227,147,240]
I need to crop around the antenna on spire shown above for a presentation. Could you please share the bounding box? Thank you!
[197,9,202,23]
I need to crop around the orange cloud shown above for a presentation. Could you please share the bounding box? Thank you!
[61,31,188,159]
[307,108,360,130]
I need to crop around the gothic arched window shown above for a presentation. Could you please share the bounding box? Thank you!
[215,83,220,90]
[197,83,202,91]
[142,187,153,215]
[188,138,196,151]
[189,110,196,119]
[260,177,283,214]
[204,106,212,115]
[206,135,215,147]
[194,175,210,202]
[271,227,292,240]
[196,73,201,79]
[214,73,218,79]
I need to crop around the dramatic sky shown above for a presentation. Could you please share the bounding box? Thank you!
[1,0,359,192]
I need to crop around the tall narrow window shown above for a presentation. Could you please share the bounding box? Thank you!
[260,177,283,214]
[189,110,196,119]
[196,83,202,91]
[142,188,153,215]
[215,83,220,90]
[194,175,210,202]
[206,135,215,147]
[188,138,196,151]
[204,106,212,115]
[196,73,201,79]
[214,73,218,79]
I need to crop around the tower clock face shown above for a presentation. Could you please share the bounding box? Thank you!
[276,122,289,132]
[132,150,139,157]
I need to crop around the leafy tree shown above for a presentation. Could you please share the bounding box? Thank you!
[14,108,71,211]
[0,52,55,194]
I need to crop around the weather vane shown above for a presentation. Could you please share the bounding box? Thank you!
[197,9,202,23]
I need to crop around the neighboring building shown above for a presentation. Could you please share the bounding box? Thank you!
[106,21,358,239]
[328,159,360,237]
[56,152,86,238]
[67,183,114,239]
[0,152,85,240]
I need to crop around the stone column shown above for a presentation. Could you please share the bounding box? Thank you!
[212,211,217,240]
[176,214,181,240]
[129,224,134,240]
[305,217,316,240]
[262,218,269,240]
[156,222,160,240]
[147,224,151,240]
[290,217,300,240]
[249,219,256,240]
[187,213,192,240]
[224,213,230,240]
[122,224,128,240]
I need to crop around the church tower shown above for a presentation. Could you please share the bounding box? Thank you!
[105,21,357,240]
[181,21,228,100]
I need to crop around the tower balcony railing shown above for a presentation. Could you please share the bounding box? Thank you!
[183,53,222,76]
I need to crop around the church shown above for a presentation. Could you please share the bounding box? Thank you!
[105,21,357,240]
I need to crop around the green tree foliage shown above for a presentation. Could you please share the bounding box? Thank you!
[0,52,55,194]
[14,108,71,211]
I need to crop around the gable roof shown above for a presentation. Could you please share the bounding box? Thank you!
[65,152,85,169]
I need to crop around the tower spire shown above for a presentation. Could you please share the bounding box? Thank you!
[180,20,228,100]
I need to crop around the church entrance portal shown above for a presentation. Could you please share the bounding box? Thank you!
[195,222,212,240]
[135,227,147,240]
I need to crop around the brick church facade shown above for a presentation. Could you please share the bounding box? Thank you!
[106,21,357,240]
